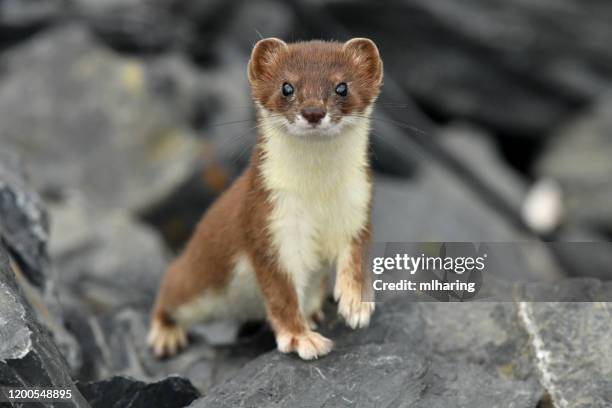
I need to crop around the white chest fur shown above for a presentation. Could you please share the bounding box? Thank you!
[258,113,372,302]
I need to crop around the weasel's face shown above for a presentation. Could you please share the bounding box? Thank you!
[248,38,383,137]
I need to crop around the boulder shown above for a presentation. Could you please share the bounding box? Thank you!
[0,148,85,375]
[0,244,90,408]
[0,25,202,216]
[192,343,540,408]
[191,297,543,407]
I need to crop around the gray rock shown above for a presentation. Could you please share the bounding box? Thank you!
[191,297,542,408]
[396,0,612,102]
[518,302,612,408]
[78,375,200,408]
[0,0,66,30]
[320,0,612,136]
[371,172,561,281]
[48,196,169,314]
[323,1,573,136]
[62,305,274,389]
[0,245,90,407]
[72,0,191,53]
[219,0,296,54]
[141,46,254,248]
[0,148,83,375]
[318,297,538,381]
[0,280,31,361]
[0,150,50,287]
[0,25,201,215]
[44,194,269,387]
[553,226,612,280]
[437,123,528,212]
[536,94,612,230]
[191,344,540,408]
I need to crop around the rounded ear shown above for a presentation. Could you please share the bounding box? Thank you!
[343,38,383,85]
[248,38,287,83]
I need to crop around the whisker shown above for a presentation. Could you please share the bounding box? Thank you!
[346,114,428,136]
[205,113,285,128]
[206,118,255,128]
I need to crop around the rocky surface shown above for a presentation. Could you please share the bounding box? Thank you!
[192,299,543,408]
[59,296,274,388]
[1,1,612,407]
[0,244,90,408]
[0,25,202,215]
[0,150,50,287]
[369,119,561,282]
[192,283,612,407]
[519,302,612,408]
[49,198,169,315]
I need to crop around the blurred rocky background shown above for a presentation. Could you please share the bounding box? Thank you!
[1,0,612,407]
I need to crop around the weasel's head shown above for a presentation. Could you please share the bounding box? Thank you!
[248,38,383,137]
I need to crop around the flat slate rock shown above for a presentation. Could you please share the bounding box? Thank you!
[189,296,543,408]
[190,342,540,408]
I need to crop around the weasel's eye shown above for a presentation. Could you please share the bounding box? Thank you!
[335,82,348,97]
[282,82,294,97]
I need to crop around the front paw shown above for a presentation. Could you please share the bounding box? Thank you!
[334,278,375,329]
[276,330,333,360]
[147,318,188,358]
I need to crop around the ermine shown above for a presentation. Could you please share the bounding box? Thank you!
[148,37,383,360]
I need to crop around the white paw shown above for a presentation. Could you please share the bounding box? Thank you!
[276,330,333,360]
[147,319,188,358]
[334,278,375,329]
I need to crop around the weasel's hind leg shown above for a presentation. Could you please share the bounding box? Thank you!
[306,276,329,330]
[148,310,188,358]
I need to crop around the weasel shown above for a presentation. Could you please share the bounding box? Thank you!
[148,38,383,360]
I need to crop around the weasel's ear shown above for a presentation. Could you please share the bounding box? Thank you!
[248,38,287,83]
[343,38,383,85]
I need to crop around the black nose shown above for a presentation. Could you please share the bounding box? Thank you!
[301,107,326,124]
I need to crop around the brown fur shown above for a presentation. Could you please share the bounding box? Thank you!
[149,38,382,359]
[249,39,383,124]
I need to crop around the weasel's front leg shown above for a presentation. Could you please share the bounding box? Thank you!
[251,253,333,360]
[334,232,375,329]
[147,261,191,358]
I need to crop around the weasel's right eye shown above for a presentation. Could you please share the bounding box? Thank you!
[282,82,294,97]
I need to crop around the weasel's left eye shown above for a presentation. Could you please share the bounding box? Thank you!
[282,82,294,97]
[335,82,348,97]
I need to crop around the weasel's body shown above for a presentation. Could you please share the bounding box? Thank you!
[149,38,383,360]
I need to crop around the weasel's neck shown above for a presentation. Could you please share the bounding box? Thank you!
[255,113,371,194]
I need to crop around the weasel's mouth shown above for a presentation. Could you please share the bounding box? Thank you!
[284,114,343,137]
